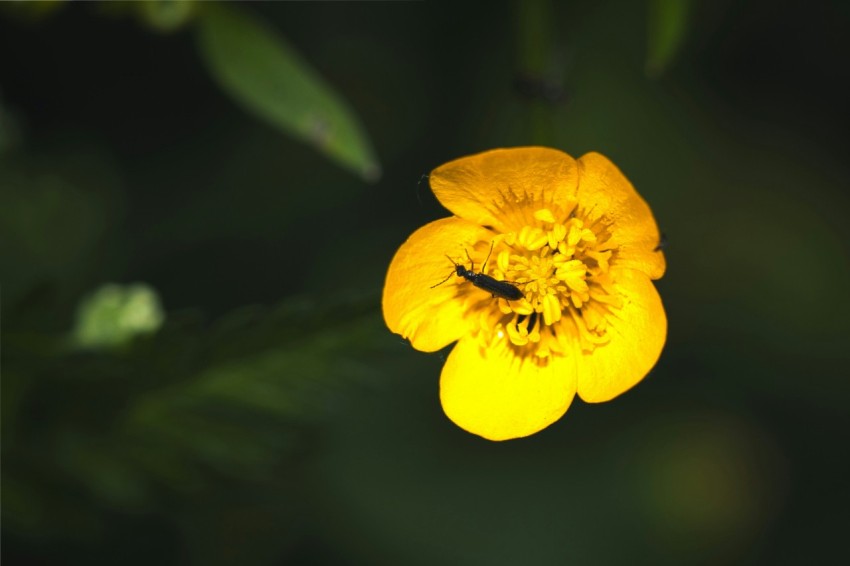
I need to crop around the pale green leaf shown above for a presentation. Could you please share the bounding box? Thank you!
[72,283,165,349]
[195,4,380,181]
[137,0,197,33]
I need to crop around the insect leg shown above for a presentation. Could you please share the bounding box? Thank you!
[431,255,460,289]
[430,269,455,289]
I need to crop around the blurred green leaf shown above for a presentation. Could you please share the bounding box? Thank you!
[136,0,197,33]
[72,283,165,350]
[0,145,120,310]
[120,294,391,482]
[0,0,65,22]
[0,169,100,265]
[125,295,391,470]
[195,3,381,182]
[646,0,692,77]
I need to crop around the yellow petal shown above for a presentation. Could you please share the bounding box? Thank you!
[576,152,666,279]
[429,147,580,232]
[575,268,667,403]
[382,217,492,352]
[440,336,577,441]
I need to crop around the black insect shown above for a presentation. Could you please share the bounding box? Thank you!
[431,242,524,301]
[654,232,667,252]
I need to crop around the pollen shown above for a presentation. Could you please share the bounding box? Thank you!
[485,206,622,359]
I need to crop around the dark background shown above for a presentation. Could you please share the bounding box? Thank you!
[3,1,849,564]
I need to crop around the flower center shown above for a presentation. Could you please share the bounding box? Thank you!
[479,207,623,360]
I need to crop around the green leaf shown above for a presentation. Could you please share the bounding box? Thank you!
[195,4,381,182]
[0,0,65,22]
[72,283,165,350]
[109,294,390,484]
[136,0,198,33]
[646,0,693,77]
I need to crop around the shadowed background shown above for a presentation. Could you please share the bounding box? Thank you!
[2,0,849,564]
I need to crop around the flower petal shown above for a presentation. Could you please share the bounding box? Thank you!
[575,268,667,403]
[440,336,577,440]
[429,147,580,232]
[382,217,493,352]
[576,152,666,279]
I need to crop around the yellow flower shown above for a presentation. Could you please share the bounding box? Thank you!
[382,147,666,440]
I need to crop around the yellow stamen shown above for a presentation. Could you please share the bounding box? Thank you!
[476,207,620,359]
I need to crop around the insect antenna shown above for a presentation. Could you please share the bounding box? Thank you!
[481,241,495,273]
[430,255,459,289]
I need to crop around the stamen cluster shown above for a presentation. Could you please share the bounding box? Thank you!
[480,207,622,360]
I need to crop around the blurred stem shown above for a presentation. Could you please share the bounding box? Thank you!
[646,0,693,77]
[516,0,554,146]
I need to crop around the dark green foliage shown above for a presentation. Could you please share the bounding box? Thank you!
[4,290,395,561]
